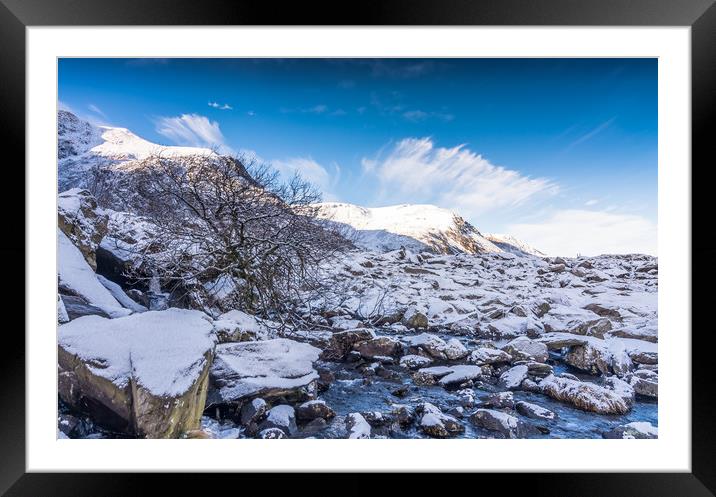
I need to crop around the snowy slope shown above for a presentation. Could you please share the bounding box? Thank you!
[58,110,214,190]
[485,233,547,257]
[314,202,503,255]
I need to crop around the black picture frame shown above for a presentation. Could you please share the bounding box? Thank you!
[2,0,714,495]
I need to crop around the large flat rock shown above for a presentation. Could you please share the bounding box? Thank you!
[209,338,321,405]
[58,308,216,438]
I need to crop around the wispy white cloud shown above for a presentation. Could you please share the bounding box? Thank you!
[208,101,233,110]
[402,109,454,123]
[280,104,329,115]
[507,209,656,257]
[585,199,599,206]
[58,101,74,113]
[87,104,106,118]
[272,157,339,201]
[155,113,234,154]
[402,110,429,122]
[362,137,557,218]
[564,117,616,151]
[307,104,328,114]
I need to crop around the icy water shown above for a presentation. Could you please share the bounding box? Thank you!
[314,330,657,439]
[317,361,657,439]
[60,329,657,440]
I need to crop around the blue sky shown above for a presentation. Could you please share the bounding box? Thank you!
[58,58,657,256]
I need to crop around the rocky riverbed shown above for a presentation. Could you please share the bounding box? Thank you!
[57,188,658,440]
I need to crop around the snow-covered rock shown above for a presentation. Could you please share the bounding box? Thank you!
[355,336,402,360]
[321,328,375,360]
[58,229,132,319]
[417,365,486,388]
[58,188,108,270]
[469,409,538,438]
[296,399,336,421]
[58,308,216,437]
[515,401,556,421]
[399,354,433,369]
[402,306,429,329]
[96,274,147,313]
[403,333,451,359]
[418,402,464,437]
[499,364,529,389]
[209,338,321,405]
[213,309,270,343]
[259,405,297,437]
[603,421,657,439]
[502,336,549,363]
[346,412,371,439]
[468,347,512,365]
[538,374,632,415]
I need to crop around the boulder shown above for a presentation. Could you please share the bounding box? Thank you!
[538,374,632,414]
[258,427,287,439]
[418,365,486,388]
[321,328,375,360]
[209,338,321,406]
[629,350,658,365]
[502,337,549,363]
[403,333,450,359]
[467,347,512,365]
[499,365,529,390]
[469,409,538,438]
[418,402,464,438]
[628,370,658,398]
[570,318,612,338]
[213,310,265,343]
[58,309,216,438]
[355,336,402,360]
[361,411,392,427]
[515,401,556,420]
[537,333,589,350]
[399,354,433,369]
[564,343,612,375]
[603,421,657,439]
[402,306,429,329]
[583,303,621,319]
[58,229,132,319]
[258,405,297,436]
[391,404,416,426]
[60,294,110,320]
[58,188,108,270]
[346,412,371,439]
[296,400,336,421]
[523,361,554,378]
[444,338,469,360]
[239,398,267,426]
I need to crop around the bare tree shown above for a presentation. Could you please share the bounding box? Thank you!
[113,152,350,318]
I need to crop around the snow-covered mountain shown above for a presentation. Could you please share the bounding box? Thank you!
[315,202,506,255]
[484,233,547,257]
[58,110,214,190]
[58,111,545,258]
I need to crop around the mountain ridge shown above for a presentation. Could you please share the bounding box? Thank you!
[58,111,546,257]
[314,202,544,257]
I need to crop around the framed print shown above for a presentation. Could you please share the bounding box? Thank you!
[3,0,715,495]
